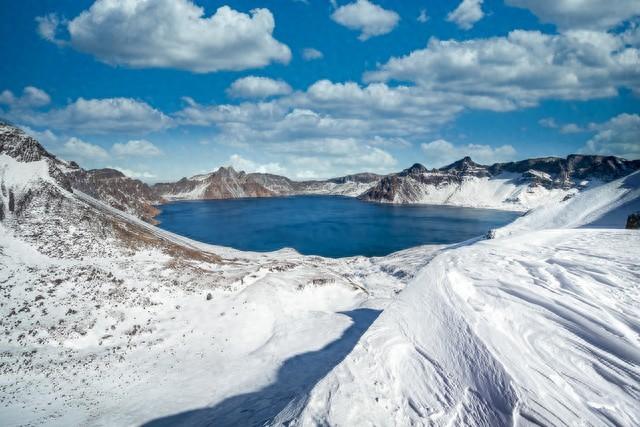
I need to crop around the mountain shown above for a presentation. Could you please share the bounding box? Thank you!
[152,167,382,201]
[0,122,411,425]
[67,166,163,224]
[360,155,640,211]
[2,122,640,426]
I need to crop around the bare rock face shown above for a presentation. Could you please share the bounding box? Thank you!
[0,123,54,162]
[626,212,640,229]
[153,167,383,201]
[67,167,162,224]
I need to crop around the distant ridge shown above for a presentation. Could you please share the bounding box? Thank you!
[2,122,639,219]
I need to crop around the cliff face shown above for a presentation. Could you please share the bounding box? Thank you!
[153,168,382,200]
[359,155,640,211]
[66,167,162,224]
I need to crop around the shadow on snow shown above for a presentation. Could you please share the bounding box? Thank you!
[142,308,382,427]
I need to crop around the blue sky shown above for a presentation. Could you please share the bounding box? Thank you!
[1,0,638,181]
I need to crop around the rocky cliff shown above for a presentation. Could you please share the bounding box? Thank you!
[67,166,163,224]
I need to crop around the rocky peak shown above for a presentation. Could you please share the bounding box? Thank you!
[401,163,429,177]
[329,172,381,184]
[87,168,127,180]
[440,156,489,177]
[0,123,55,163]
[215,166,241,178]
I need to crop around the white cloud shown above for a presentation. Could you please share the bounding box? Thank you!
[35,13,66,47]
[365,30,640,108]
[447,0,484,30]
[559,123,585,134]
[539,118,586,133]
[62,137,110,160]
[539,117,558,128]
[37,0,291,73]
[417,9,429,23]
[0,87,51,109]
[302,48,324,60]
[108,166,157,180]
[505,0,640,30]
[227,154,286,175]
[331,0,400,41]
[19,125,59,145]
[421,139,517,167]
[19,97,172,134]
[582,113,640,159]
[112,139,162,157]
[227,76,292,99]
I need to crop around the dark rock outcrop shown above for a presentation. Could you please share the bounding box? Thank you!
[626,212,640,229]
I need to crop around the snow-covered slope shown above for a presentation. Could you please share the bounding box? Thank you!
[0,125,427,426]
[296,175,640,425]
[360,156,640,211]
[497,171,640,236]
[297,228,640,426]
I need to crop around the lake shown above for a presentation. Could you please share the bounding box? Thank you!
[156,196,519,258]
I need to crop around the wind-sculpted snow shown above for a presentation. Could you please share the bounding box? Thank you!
[498,171,640,236]
[297,229,640,426]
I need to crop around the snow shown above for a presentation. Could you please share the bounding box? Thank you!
[1,137,639,426]
[0,154,53,196]
[498,170,640,236]
[296,229,640,426]
[386,173,575,212]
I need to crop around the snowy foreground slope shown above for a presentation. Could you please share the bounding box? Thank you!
[295,176,640,426]
[1,124,639,426]
[0,130,438,426]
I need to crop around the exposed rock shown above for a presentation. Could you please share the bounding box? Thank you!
[153,167,382,201]
[626,212,640,229]
[67,167,162,224]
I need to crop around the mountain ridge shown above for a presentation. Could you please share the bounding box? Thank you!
[3,123,639,221]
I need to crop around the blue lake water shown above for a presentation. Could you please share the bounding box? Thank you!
[156,196,519,258]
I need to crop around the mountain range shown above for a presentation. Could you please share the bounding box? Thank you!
[27,121,635,222]
[2,121,640,425]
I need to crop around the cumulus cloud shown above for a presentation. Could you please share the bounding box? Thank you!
[19,125,59,145]
[539,117,586,133]
[582,113,640,159]
[62,137,110,160]
[227,76,292,99]
[37,0,291,73]
[365,30,640,109]
[35,13,67,46]
[0,87,51,109]
[227,154,286,175]
[447,0,484,30]
[559,123,586,134]
[539,117,558,129]
[417,9,429,23]
[421,139,517,167]
[112,139,162,157]
[108,166,157,180]
[505,0,640,30]
[18,97,172,134]
[302,48,324,60]
[331,0,400,41]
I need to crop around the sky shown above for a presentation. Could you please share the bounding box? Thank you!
[0,0,639,182]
